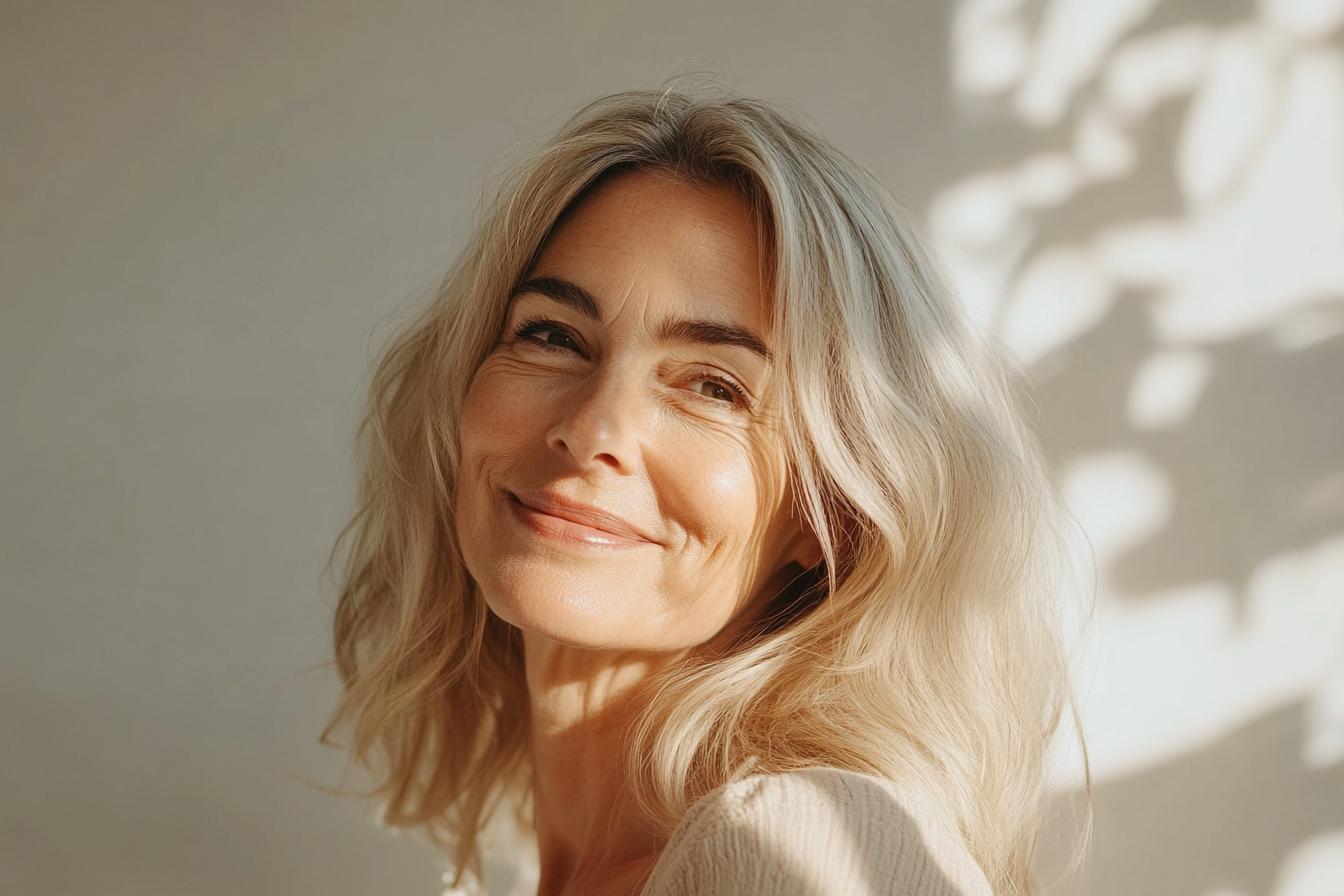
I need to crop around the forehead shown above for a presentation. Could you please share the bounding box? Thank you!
[527,170,769,330]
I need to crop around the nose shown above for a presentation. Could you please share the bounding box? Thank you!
[546,365,643,473]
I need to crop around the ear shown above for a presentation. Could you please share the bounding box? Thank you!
[779,497,824,572]
[784,521,824,571]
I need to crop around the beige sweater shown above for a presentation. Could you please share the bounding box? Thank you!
[640,768,993,896]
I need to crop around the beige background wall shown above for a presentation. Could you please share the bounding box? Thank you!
[4,2,1343,895]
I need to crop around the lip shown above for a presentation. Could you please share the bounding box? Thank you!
[508,489,658,547]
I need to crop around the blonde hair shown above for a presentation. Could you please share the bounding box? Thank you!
[325,88,1076,895]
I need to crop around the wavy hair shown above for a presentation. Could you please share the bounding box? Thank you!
[324,87,1077,895]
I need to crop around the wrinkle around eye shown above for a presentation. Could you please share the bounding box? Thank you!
[478,351,584,389]
[662,356,765,412]
[657,380,762,429]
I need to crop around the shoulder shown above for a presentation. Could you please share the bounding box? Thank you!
[641,768,992,896]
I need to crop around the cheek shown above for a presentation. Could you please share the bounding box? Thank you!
[650,436,788,644]
[460,364,551,464]
[673,430,797,619]
[456,365,554,551]
[661,432,772,554]
[705,463,754,505]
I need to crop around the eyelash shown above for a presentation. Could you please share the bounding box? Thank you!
[509,317,753,410]
[512,318,582,354]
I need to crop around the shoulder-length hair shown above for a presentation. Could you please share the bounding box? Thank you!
[325,87,1075,895]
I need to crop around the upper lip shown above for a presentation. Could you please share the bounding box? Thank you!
[510,489,658,544]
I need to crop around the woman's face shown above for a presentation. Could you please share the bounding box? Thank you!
[456,171,818,652]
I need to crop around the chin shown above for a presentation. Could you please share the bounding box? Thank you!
[480,577,724,653]
[481,577,633,649]
[486,598,611,649]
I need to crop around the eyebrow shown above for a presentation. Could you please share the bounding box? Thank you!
[512,275,773,362]
[657,318,773,361]
[512,276,601,320]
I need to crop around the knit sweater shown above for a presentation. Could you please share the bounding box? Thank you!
[639,768,993,896]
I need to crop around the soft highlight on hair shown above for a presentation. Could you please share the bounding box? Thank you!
[325,87,1079,895]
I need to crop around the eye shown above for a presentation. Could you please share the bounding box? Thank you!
[695,380,736,402]
[688,374,749,408]
[513,319,583,354]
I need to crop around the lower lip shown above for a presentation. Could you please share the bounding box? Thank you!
[508,496,652,549]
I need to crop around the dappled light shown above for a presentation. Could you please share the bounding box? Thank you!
[937,1,1344,893]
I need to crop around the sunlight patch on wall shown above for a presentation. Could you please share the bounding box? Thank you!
[1100,47,1344,343]
[1125,347,1212,431]
[1266,0,1344,41]
[940,0,1344,799]
[1016,0,1164,125]
[1052,529,1344,787]
[1206,829,1344,896]
[999,246,1116,368]
[1104,25,1214,119]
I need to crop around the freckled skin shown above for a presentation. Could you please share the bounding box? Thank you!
[455,171,820,652]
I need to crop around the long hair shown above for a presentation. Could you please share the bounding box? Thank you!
[324,87,1076,895]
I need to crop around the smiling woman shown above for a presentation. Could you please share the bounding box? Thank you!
[324,89,1076,896]
[457,172,817,653]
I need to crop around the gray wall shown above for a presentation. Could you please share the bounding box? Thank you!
[4,2,1343,895]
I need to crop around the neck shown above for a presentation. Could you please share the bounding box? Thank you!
[525,634,687,896]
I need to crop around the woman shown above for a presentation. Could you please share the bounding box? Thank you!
[325,88,1075,896]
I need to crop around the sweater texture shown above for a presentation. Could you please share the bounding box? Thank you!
[639,768,993,896]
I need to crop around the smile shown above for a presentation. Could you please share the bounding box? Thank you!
[507,490,658,548]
